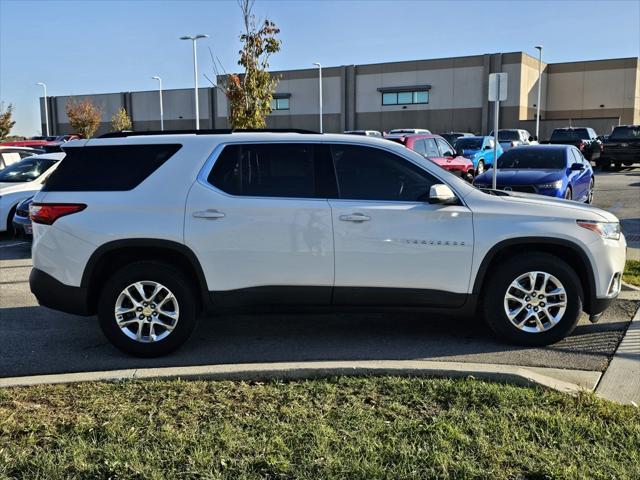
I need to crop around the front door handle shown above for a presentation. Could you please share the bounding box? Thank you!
[339,213,371,222]
[193,209,225,219]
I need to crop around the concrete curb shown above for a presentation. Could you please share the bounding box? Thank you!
[596,305,640,405]
[0,360,601,395]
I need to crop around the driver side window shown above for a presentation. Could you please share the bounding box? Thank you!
[330,144,438,202]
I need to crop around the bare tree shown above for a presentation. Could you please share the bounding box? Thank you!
[206,0,281,129]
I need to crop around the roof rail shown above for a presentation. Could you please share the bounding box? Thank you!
[98,128,319,139]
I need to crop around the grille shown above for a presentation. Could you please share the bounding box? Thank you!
[498,185,537,193]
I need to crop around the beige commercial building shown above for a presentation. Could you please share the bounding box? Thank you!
[42,51,640,139]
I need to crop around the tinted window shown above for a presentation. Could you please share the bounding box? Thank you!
[455,137,483,150]
[497,148,567,169]
[0,157,57,183]
[497,131,520,141]
[44,144,181,192]
[208,143,335,198]
[424,139,440,157]
[550,129,589,141]
[610,126,640,141]
[571,149,585,165]
[412,139,427,155]
[436,138,454,156]
[330,144,437,201]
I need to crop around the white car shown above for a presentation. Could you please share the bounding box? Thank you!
[0,146,43,170]
[29,132,625,357]
[388,128,431,135]
[490,129,538,151]
[0,153,64,233]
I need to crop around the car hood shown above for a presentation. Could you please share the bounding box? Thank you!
[461,149,480,157]
[493,190,617,222]
[475,169,564,185]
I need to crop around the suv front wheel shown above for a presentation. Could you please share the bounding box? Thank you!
[98,261,198,357]
[483,253,583,346]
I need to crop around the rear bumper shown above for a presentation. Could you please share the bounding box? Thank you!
[29,268,92,316]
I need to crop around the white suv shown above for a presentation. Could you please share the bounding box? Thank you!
[29,131,626,356]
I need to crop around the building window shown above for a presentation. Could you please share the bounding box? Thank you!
[270,97,290,110]
[381,89,429,106]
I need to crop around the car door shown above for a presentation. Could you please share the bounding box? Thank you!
[184,142,335,304]
[327,143,474,307]
[570,148,590,199]
[483,137,495,165]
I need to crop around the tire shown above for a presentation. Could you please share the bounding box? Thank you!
[586,179,594,204]
[614,162,622,170]
[98,261,199,357]
[463,171,474,183]
[564,186,572,200]
[483,253,583,346]
[476,160,485,176]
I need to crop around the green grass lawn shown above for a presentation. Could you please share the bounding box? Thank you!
[1,377,639,479]
[624,259,640,287]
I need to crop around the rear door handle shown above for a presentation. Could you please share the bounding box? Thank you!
[193,209,225,219]
[339,213,371,222]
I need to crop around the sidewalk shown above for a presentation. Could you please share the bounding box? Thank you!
[596,287,640,405]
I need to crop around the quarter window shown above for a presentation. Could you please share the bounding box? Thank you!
[330,144,437,202]
[380,90,429,105]
[207,143,336,198]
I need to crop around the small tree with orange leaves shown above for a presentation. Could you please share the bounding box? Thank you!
[66,99,102,138]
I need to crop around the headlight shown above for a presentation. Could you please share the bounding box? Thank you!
[577,220,621,240]
[537,180,563,189]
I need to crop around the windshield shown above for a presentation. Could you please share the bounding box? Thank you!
[0,157,57,183]
[550,129,589,141]
[497,131,520,141]
[610,126,640,141]
[455,138,483,150]
[497,149,566,169]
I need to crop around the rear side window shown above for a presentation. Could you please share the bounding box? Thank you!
[207,143,337,198]
[43,144,181,191]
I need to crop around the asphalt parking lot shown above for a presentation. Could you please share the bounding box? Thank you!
[0,169,638,379]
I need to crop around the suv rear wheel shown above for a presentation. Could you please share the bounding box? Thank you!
[483,253,583,346]
[98,261,198,357]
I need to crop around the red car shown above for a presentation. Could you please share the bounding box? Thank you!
[384,133,475,181]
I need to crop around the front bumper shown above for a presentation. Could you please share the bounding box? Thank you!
[29,268,92,316]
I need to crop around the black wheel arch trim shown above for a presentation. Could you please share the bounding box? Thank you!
[472,237,597,311]
[80,238,210,309]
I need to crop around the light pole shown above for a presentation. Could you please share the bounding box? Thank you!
[312,62,323,133]
[152,76,164,131]
[180,34,208,130]
[534,45,543,141]
[36,82,49,136]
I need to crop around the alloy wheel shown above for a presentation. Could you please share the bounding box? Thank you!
[503,271,567,333]
[114,281,179,343]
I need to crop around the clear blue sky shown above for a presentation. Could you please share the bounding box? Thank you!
[1,0,639,136]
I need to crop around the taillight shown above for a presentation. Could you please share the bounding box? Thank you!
[578,142,585,151]
[29,203,86,225]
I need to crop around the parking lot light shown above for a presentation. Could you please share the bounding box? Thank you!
[152,76,164,131]
[180,34,209,130]
[535,45,543,140]
[312,62,323,133]
[35,82,49,136]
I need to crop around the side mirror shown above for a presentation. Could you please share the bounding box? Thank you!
[570,163,585,171]
[455,148,464,157]
[428,184,457,205]
[528,136,534,142]
[484,145,492,150]
[444,150,455,158]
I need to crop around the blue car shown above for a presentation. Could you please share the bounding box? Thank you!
[454,136,503,175]
[473,145,594,202]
